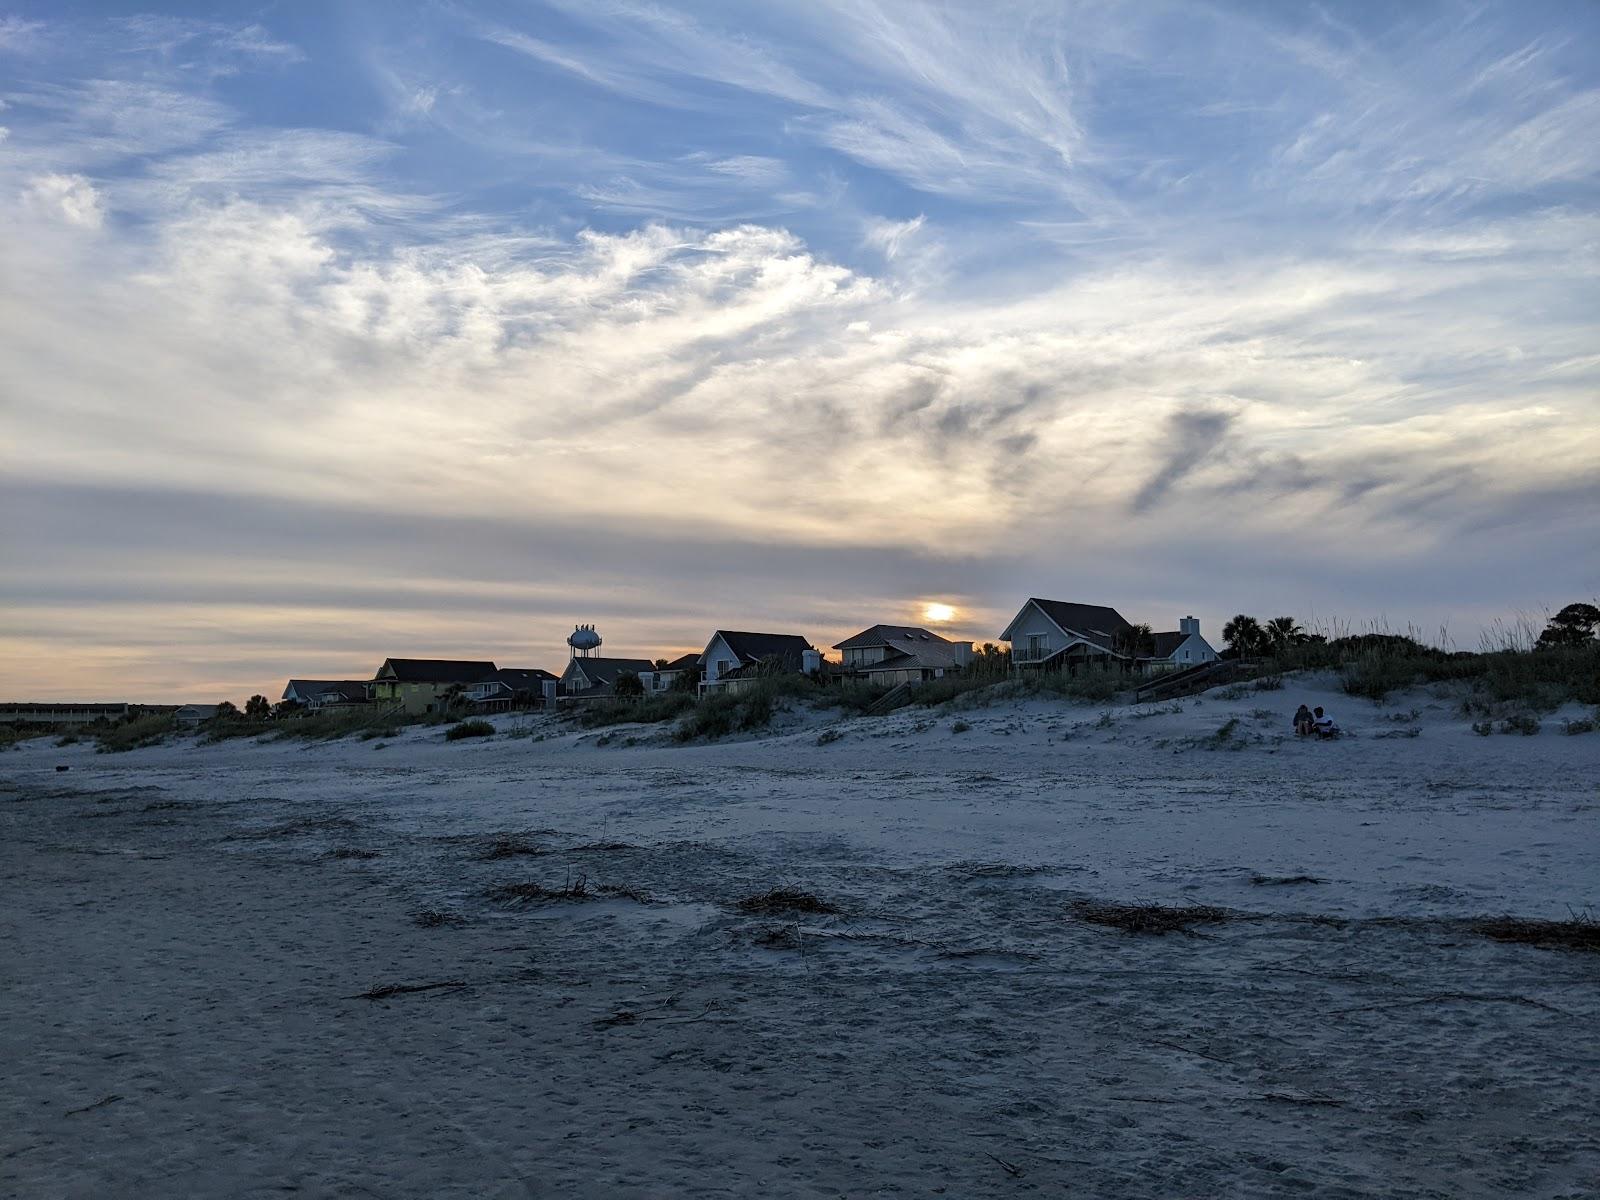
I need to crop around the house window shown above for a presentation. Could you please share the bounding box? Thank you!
[716,659,733,677]
[1027,634,1049,660]
[1183,650,1190,661]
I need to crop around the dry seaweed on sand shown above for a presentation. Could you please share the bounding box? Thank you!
[477,836,545,860]
[1250,872,1326,886]
[1472,912,1600,953]
[1071,899,1234,935]
[411,909,466,928]
[735,887,840,915]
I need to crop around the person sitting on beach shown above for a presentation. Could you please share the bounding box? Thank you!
[1293,704,1314,736]
[1313,706,1339,738]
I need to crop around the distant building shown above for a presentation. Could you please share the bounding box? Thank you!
[464,668,558,712]
[280,680,369,711]
[999,598,1135,673]
[174,704,221,728]
[833,625,974,688]
[699,630,819,693]
[370,659,497,715]
[0,702,137,726]
[1145,617,1219,672]
[998,599,1217,675]
[648,654,702,694]
[560,657,657,699]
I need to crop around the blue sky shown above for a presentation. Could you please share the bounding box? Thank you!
[1,2,1597,699]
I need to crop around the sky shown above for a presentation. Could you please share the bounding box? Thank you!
[1,1,1597,702]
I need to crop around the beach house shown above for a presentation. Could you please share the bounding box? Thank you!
[370,659,496,715]
[999,598,1136,674]
[1144,618,1220,672]
[833,625,974,687]
[464,667,558,711]
[699,631,819,693]
[559,656,658,699]
[280,680,369,711]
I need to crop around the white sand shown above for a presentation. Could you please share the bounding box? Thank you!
[3,677,1598,1197]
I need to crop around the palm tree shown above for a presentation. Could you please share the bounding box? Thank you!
[1265,616,1304,651]
[1117,622,1154,661]
[1222,614,1266,658]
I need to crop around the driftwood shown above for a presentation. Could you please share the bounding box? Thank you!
[64,1094,123,1117]
[984,1151,1024,1178]
[346,980,467,1001]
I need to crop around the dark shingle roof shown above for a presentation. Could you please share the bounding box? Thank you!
[657,653,701,673]
[706,631,813,669]
[490,667,556,687]
[375,659,496,683]
[1002,598,1132,651]
[566,657,655,685]
[1149,632,1187,660]
[833,624,952,651]
[283,679,368,703]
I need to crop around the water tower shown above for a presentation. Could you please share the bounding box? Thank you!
[567,624,602,660]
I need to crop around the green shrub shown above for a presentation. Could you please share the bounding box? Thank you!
[673,678,812,742]
[95,713,175,753]
[576,692,694,729]
[1563,718,1595,735]
[816,727,843,745]
[1471,720,1493,736]
[445,719,495,741]
[951,720,971,734]
[1498,713,1540,736]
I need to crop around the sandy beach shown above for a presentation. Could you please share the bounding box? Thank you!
[4,678,1598,1198]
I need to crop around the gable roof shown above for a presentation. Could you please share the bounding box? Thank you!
[703,631,813,668]
[834,624,953,651]
[1149,632,1187,660]
[282,679,368,703]
[564,657,655,685]
[375,659,496,684]
[487,667,556,688]
[657,653,701,673]
[1000,598,1133,650]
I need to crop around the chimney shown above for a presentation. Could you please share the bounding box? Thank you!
[952,641,974,667]
[1179,615,1200,637]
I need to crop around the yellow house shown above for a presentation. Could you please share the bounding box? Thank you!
[370,658,497,715]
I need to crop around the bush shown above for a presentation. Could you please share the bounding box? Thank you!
[576,692,694,729]
[95,713,175,753]
[1471,720,1493,737]
[673,677,814,742]
[445,719,495,741]
[951,720,971,734]
[1498,713,1540,736]
[1563,718,1595,735]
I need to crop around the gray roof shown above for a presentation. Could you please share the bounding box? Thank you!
[1005,598,1132,651]
[704,631,813,670]
[1149,632,1187,660]
[834,624,952,651]
[283,679,368,703]
[565,657,655,685]
[375,659,497,684]
[657,653,701,673]
[860,651,954,674]
[489,667,556,687]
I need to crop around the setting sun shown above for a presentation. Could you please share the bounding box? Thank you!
[922,603,957,624]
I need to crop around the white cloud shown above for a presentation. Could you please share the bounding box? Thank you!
[22,172,103,228]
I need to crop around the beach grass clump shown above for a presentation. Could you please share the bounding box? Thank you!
[94,713,175,753]
[575,692,695,729]
[478,835,544,860]
[673,677,815,741]
[1473,912,1599,953]
[1498,713,1541,736]
[735,888,840,915]
[445,719,495,741]
[1071,899,1234,935]
[1562,717,1596,735]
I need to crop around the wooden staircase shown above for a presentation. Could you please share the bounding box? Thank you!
[865,683,913,716]
[1133,658,1248,704]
